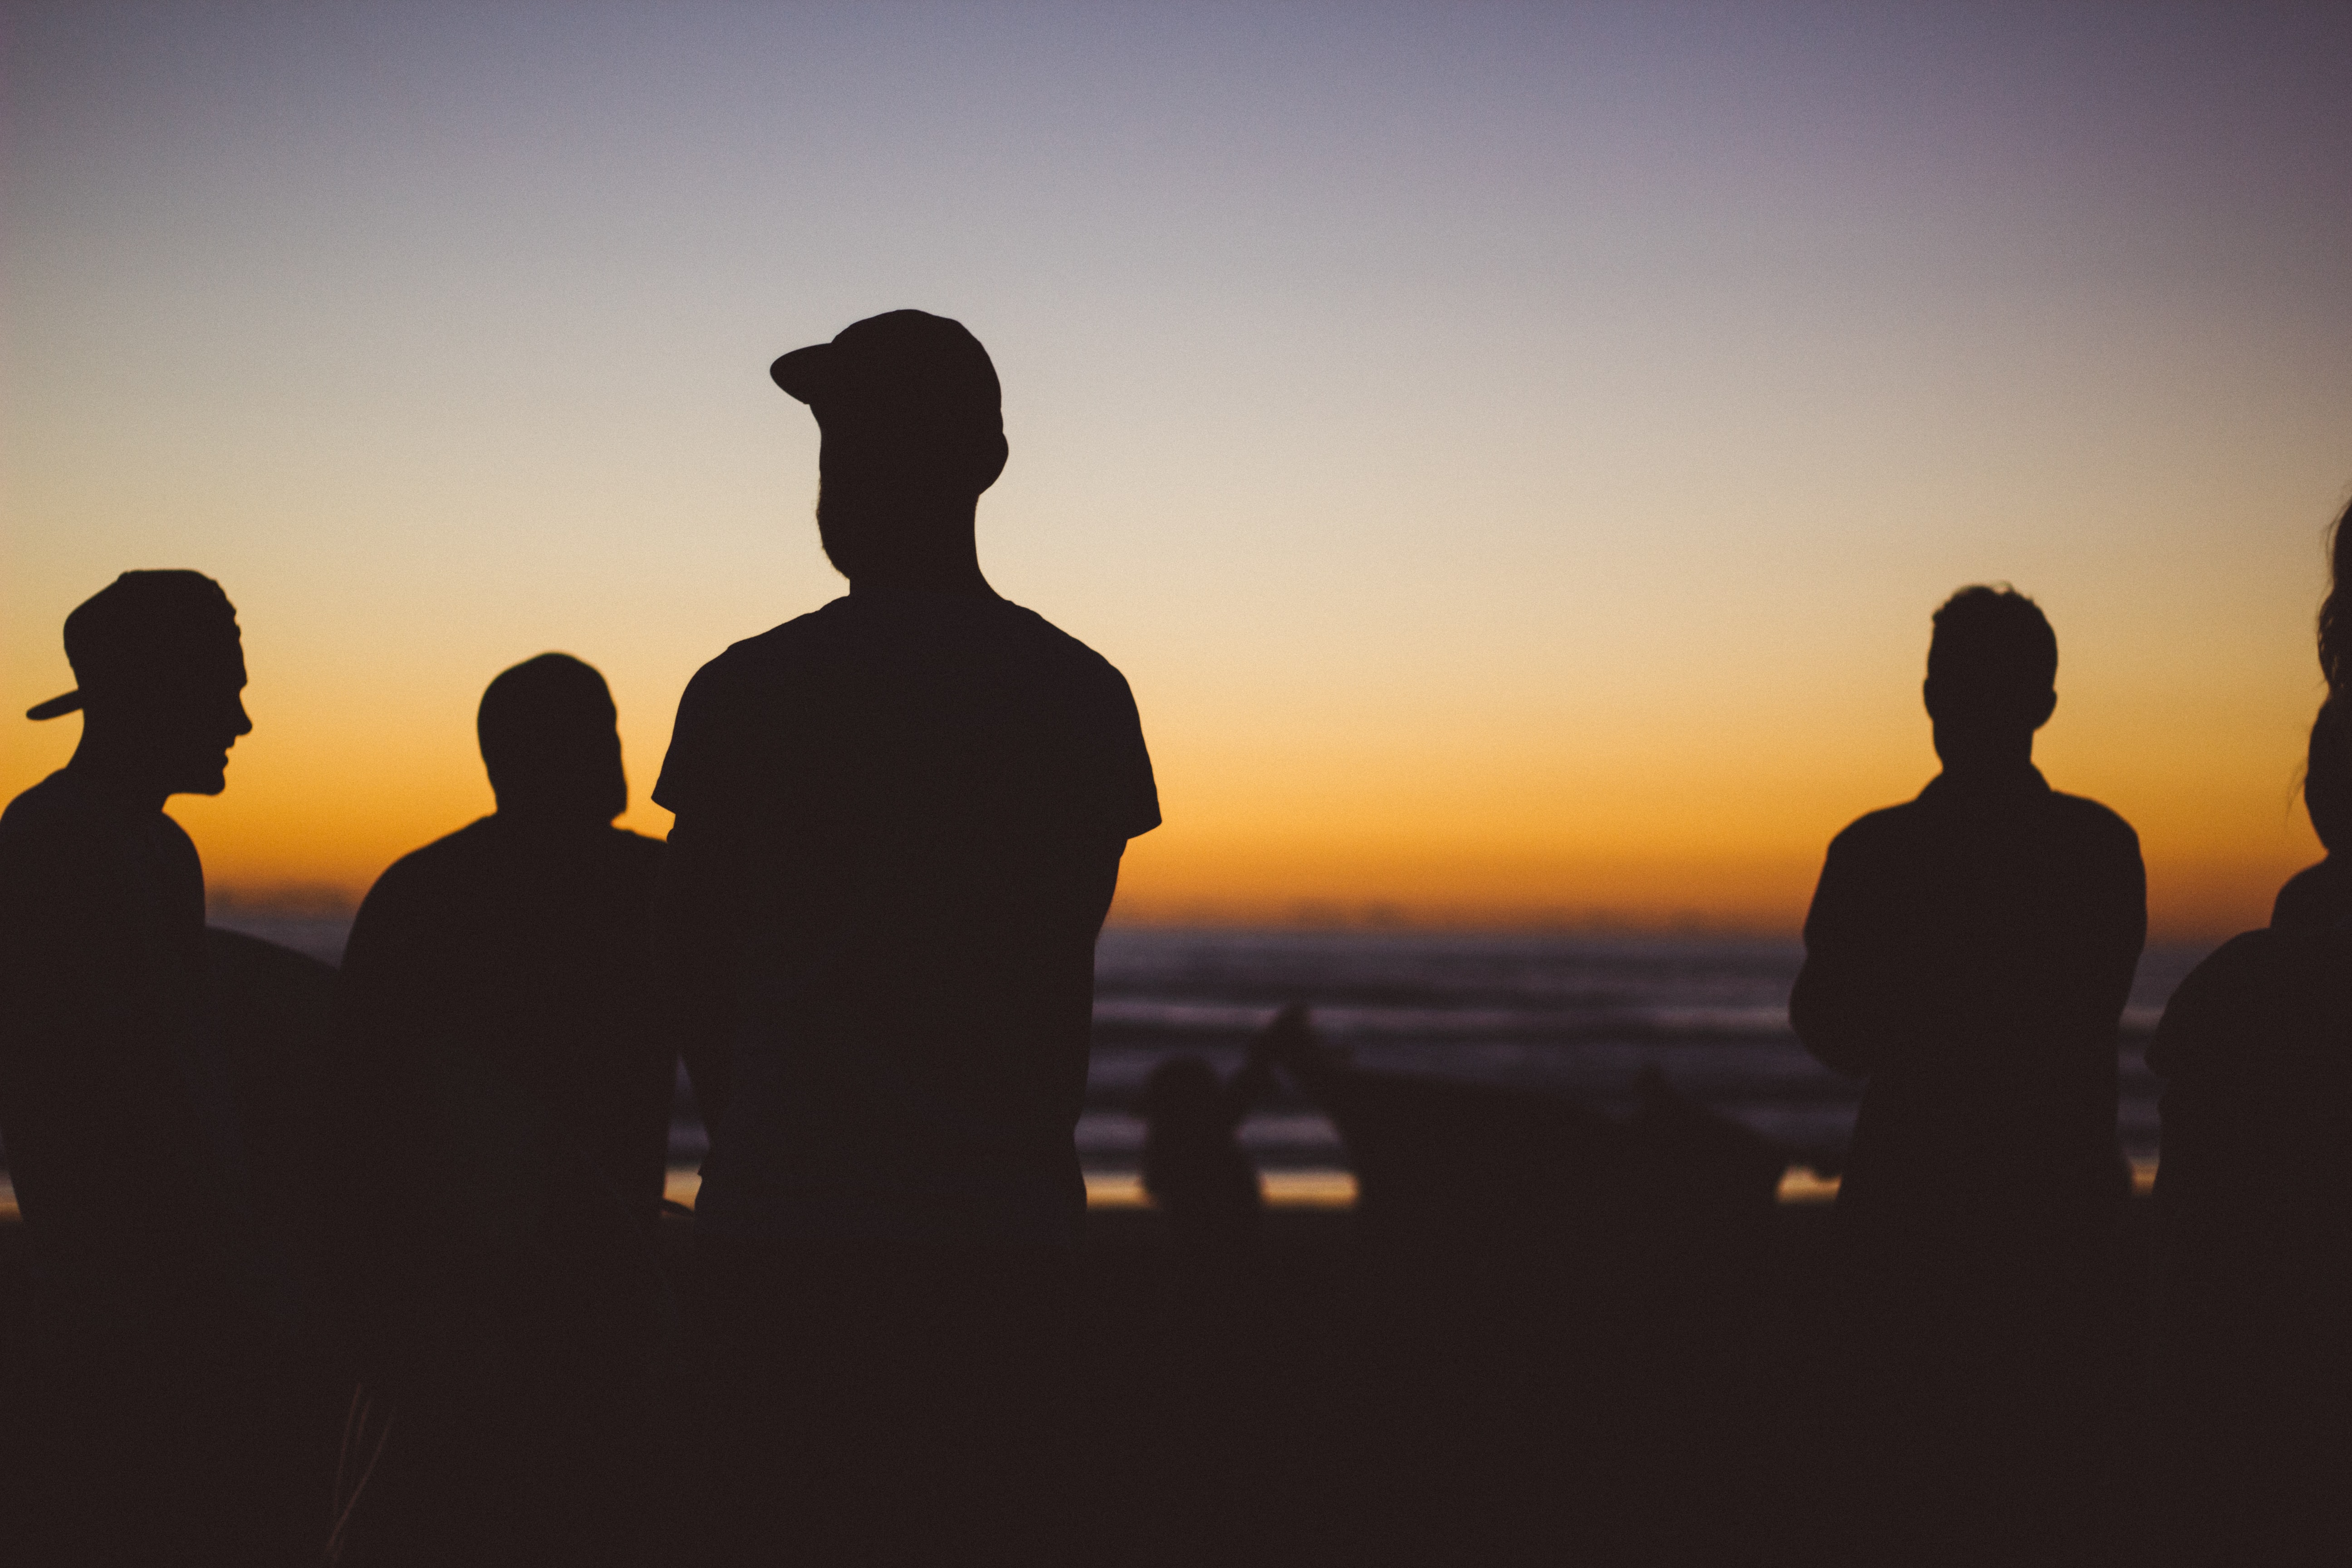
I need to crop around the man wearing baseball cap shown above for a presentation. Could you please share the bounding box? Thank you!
[0,570,304,1561]
[656,312,1159,1561]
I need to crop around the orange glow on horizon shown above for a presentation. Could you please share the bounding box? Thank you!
[3,672,2310,944]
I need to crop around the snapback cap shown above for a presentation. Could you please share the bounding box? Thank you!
[770,309,1002,445]
[27,571,242,721]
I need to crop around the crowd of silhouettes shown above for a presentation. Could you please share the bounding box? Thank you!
[0,308,2346,1565]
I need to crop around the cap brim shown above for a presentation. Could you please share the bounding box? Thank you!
[25,690,83,721]
[769,345,833,404]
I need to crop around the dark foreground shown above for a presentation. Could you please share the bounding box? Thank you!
[1080,1200,2161,1568]
[0,1199,2159,1567]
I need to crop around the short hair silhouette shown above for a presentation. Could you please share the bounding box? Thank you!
[1926,584,2057,711]
[476,653,627,824]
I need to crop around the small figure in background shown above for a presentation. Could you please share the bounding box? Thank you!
[1137,1026,1279,1245]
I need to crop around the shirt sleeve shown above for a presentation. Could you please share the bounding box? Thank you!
[652,660,728,822]
[1099,666,1160,841]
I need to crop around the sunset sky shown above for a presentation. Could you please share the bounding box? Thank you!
[5,3,2347,936]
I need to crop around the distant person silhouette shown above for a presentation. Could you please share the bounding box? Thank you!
[0,571,308,1564]
[1138,1037,1275,1246]
[654,310,1159,1564]
[327,652,669,1565]
[2147,696,2352,1566]
[1258,1001,1622,1245]
[1790,585,2145,1565]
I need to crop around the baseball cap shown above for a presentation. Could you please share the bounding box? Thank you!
[26,571,243,721]
[769,309,1003,446]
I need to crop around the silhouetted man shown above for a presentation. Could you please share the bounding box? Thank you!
[1790,585,2144,1565]
[329,652,669,1565]
[655,310,1159,1563]
[0,570,302,1564]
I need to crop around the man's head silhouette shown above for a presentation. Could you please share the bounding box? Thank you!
[29,570,250,804]
[478,653,628,827]
[770,310,1008,590]
[1924,584,2058,778]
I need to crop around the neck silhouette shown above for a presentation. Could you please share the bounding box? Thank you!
[1925,677,2055,788]
[814,424,1004,599]
[844,502,994,598]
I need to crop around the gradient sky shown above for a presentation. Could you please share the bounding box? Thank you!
[5,2,2348,936]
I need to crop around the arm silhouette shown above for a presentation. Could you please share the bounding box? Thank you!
[1789,831,1902,1077]
[649,814,738,1136]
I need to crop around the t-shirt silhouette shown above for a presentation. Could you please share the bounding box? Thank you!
[655,589,1158,1245]
[0,769,267,1333]
[2147,921,2352,1564]
[337,815,672,1217]
[1797,767,2144,1248]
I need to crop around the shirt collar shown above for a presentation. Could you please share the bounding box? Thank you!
[1919,764,2051,807]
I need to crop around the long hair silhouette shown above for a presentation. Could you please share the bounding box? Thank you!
[2319,498,2352,694]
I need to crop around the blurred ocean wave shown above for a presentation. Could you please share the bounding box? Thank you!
[1078,928,2215,1176]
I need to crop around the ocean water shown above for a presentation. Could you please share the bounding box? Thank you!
[0,916,2207,1219]
[1071,927,2210,1202]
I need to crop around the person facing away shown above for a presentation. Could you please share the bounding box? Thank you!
[1789,585,2145,1563]
[2146,695,2352,1565]
[1792,584,2144,1250]
[327,652,669,1566]
[0,570,309,1564]
[654,309,1158,1563]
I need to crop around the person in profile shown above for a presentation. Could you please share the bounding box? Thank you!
[1789,585,2145,1564]
[327,652,670,1566]
[2145,709,2352,1565]
[653,309,1160,1564]
[0,571,309,1564]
